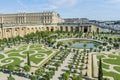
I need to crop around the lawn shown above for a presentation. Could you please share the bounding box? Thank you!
[1,57,23,66]
[0,44,53,67]
[102,63,109,69]
[30,54,45,64]
[38,50,52,55]
[22,50,35,54]
[0,54,4,59]
[103,56,120,66]
[96,52,120,80]
[113,66,120,72]
[108,54,117,58]
[97,55,105,59]
[8,53,26,58]
[97,61,109,69]
[6,49,20,53]
[103,70,120,80]
[30,44,42,48]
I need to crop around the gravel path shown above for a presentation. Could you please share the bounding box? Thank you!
[87,53,92,78]
[93,54,98,77]
[51,51,75,80]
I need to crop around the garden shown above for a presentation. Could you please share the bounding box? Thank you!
[0,31,119,80]
[0,44,53,67]
[95,50,120,80]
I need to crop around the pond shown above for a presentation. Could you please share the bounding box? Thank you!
[69,42,102,49]
[62,40,102,49]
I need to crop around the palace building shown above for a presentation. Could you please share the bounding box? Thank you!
[0,11,101,39]
[0,11,63,24]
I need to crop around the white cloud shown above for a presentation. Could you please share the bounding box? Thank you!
[49,0,79,8]
[106,0,120,3]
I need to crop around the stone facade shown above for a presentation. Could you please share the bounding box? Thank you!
[0,12,100,39]
[57,23,99,32]
[0,11,63,24]
[0,23,100,39]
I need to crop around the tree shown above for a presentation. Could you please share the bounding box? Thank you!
[35,68,45,76]
[76,74,82,80]
[31,76,37,80]
[62,73,69,80]
[68,64,73,71]
[8,74,15,80]
[90,48,93,52]
[94,44,97,48]
[72,74,77,80]
[103,42,107,46]
[83,43,87,49]
[23,65,31,73]
[64,45,68,49]
[27,52,31,66]
[113,43,119,49]
[72,74,82,80]
[98,46,103,52]
[44,72,51,80]
[98,58,103,80]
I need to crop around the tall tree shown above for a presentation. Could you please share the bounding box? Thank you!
[98,58,103,80]
[27,52,31,66]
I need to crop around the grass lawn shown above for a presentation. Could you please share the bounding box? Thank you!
[113,66,120,72]
[97,55,105,59]
[30,54,44,64]
[96,52,120,80]
[103,70,120,80]
[6,49,20,53]
[102,63,109,69]
[107,36,120,39]
[97,61,109,69]
[0,44,54,66]
[22,50,35,54]
[108,54,117,58]
[30,44,42,48]
[8,53,26,58]
[38,50,52,54]
[34,48,45,51]
[44,51,52,55]
[103,56,120,66]
[0,54,4,59]
[1,57,23,66]
[19,45,27,50]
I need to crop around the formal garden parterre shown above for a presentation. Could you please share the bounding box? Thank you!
[95,50,120,80]
[0,44,53,67]
[0,31,119,80]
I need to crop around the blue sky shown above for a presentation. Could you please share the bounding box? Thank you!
[0,0,120,20]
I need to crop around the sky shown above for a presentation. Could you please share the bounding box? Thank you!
[0,0,120,20]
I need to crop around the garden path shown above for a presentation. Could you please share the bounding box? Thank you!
[51,51,75,80]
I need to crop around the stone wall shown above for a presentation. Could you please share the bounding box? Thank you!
[0,24,100,39]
